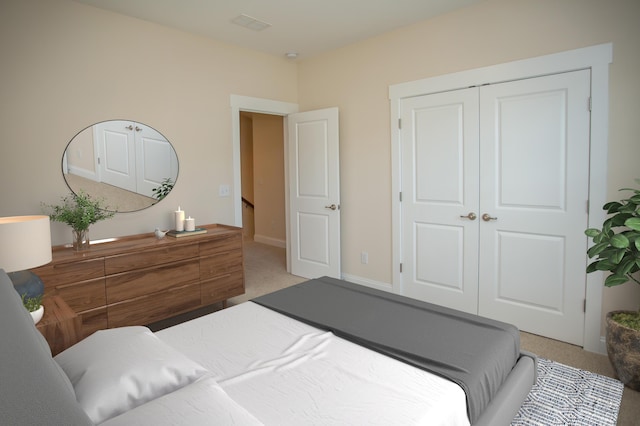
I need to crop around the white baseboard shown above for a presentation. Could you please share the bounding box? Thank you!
[596,336,607,355]
[253,234,286,248]
[67,165,97,181]
[340,273,393,293]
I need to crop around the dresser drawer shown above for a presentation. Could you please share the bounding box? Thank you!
[199,232,242,257]
[106,258,199,304]
[79,306,108,338]
[105,244,199,274]
[201,270,244,305]
[108,282,201,328]
[33,258,105,288]
[200,250,243,280]
[54,278,106,313]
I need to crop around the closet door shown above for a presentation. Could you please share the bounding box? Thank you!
[477,70,591,345]
[400,88,480,313]
[399,70,591,345]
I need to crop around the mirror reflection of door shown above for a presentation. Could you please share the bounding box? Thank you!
[63,120,178,212]
[95,121,137,192]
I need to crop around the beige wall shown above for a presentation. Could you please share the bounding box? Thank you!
[0,0,297,244]
[251,114,286,244]
[66,126,95,174]
[238,112,286,244]
[240,113,255,239]
[2,0,639,336]
[297,0,640,331]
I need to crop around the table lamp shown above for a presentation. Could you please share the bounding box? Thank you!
[0,216,52,298]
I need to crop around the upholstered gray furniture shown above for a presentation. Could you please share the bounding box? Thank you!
[0,268,93,426]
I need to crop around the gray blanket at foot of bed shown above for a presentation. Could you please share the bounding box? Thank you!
[253,276,521,424]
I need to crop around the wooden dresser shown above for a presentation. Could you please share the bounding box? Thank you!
[31,224,244,338]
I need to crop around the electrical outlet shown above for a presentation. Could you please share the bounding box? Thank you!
[219,184,230,197]
[361,251,368,264]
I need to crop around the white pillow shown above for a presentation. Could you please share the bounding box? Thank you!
[100,376,264,425]
[54,326,209,424]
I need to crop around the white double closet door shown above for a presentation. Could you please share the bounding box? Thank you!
[400,70,591,345]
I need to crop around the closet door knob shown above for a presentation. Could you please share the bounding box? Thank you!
[125,125,134,130]
[459,212,477,220]
[482,213,498,221]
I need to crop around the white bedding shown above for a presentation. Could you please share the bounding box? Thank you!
[156,302,470,426]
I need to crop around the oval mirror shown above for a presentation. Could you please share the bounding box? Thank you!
[62,120,179,213]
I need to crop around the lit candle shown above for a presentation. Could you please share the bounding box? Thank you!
[185,216,195,232]
[175,206,185,231]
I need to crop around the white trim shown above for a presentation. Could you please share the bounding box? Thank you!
[253,234,286,248]
[389,43,612,354]
[341,273,393,293]
[229,95,298,227]
[66,165,97,181]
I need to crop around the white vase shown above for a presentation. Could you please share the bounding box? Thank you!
[30,305,44,324]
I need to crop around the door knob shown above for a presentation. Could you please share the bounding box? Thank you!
[459,212,477,221]
[125,125,134,130]
[482,213,498,221]
[325,204,339,211]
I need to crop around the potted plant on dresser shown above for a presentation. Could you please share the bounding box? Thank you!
[585,180,640,390]
[22,293,44,324]
[42,191,115,251]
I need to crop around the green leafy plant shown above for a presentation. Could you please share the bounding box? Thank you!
[42,191,115,231]
[22,294,43,313]
[152,178,174,201]
[585,180,640,330]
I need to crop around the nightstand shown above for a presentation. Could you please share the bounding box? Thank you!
[36,296,82,356]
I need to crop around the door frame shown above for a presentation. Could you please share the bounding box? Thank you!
[389,43,612,354]
[230,95,299,270]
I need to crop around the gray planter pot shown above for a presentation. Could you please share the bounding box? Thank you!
[606,310,640,391]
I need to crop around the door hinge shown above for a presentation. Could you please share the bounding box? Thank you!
[97,157,101,165]
[584,299,587,313]
[399,192,402,202]
[398,118,402,129]
[400,263,403,273]
[586,199,590,213]
[588,97,592,112]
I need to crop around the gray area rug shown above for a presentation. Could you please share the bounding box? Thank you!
[512,358,623,425]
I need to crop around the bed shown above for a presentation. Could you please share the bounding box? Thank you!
[0,269,536,425]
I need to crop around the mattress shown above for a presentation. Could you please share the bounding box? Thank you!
[157,301,471,426]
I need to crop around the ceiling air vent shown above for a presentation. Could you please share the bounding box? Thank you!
[231,14,271,31]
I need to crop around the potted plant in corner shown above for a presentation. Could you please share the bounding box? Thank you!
[585,180,640,390]
[42,191,115,251]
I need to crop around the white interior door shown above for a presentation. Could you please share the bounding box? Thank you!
[400,70,590,345]
[287,107,341,279]
[478,70,591,345]
[135,124,178,198]
[95,120,136,192]
[400,88,480,312]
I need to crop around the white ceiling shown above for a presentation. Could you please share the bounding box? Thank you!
[72,0,483,59]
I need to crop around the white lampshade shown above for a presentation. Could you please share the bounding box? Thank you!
[0,215,52,272]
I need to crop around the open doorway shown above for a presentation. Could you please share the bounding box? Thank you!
[235,111,308,302]
[239,112,287,248]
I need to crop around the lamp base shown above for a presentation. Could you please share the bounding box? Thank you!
[8,270,45,299]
